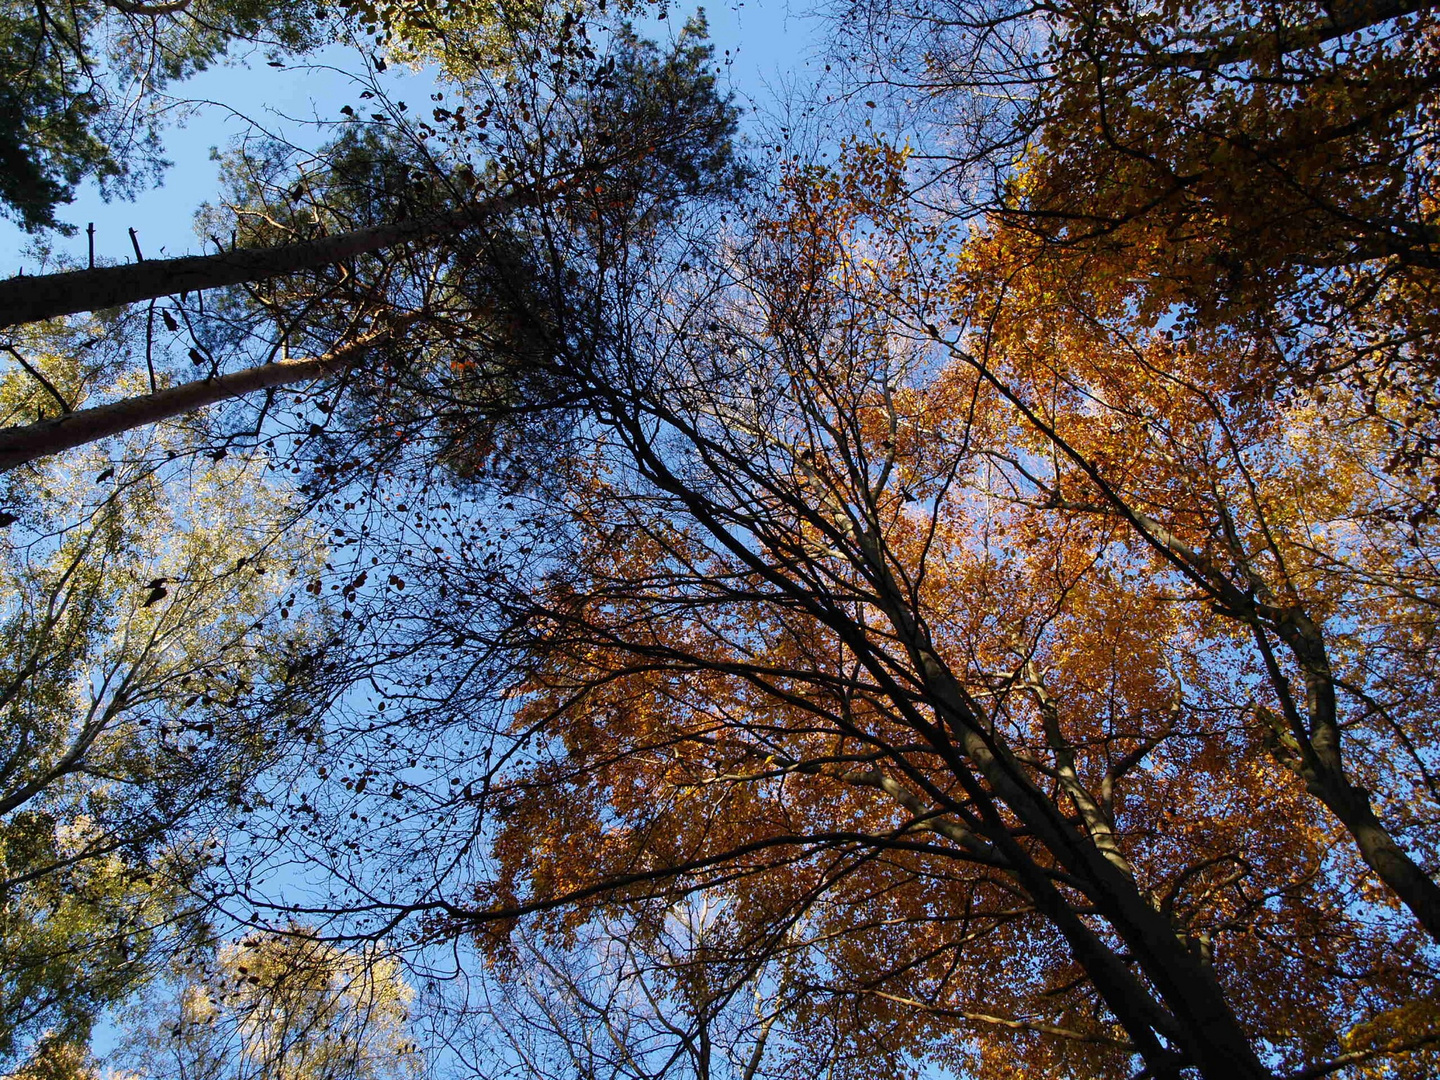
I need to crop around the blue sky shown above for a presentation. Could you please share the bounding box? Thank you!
[0,1,823,274]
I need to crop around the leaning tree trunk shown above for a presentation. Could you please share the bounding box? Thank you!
[619,403,1275,1080]
[1159,0,1440,71]
[0,327,396,471]
[948,330,1440,948]
[1269,609,1440,943]
[0,194,515,330]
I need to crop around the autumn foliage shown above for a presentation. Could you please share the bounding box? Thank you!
[3,1,1440,1079]
[386,134,1440,1077]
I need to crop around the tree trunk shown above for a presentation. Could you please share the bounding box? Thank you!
[0,329,392,471]
[921,658,1276,1080]
[987,360,1440,950]
[845,532,1272,1079]
[1159,0,1439,71]
[0,196,512,330]
[1267,609,1440,943]
[626,420,1274,1080]
[1307,765,1440,939]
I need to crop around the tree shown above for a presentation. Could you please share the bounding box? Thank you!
[0,16,744,471]
[0,0,336,232]
[939,215,1440,944]
[0,16,745,1069]
[821,0,1440,954]
[838,0,1439,298]
[836,0,1440,509]
[0,314,336,1067]
[117,927,419,1080]
[0,190,518,329]
[237,144,1438,1080]
[432,902,813,1080]
[7,1039,101,1080]
[0,0,577,234]
[11,2,1440,1077]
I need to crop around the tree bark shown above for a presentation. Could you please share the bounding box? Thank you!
[1317,775,1440,936]
[837,524,1273,1079]
[1268,611,1440,942]
[913,649,1275,1080]
[0,329,392,471]
[622,413,1273,1080]
[1155,0,1439,71]
[959,339,1440,951]
[0,196,512,330]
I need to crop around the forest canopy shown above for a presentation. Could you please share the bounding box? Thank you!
[1,1,1439,1079]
